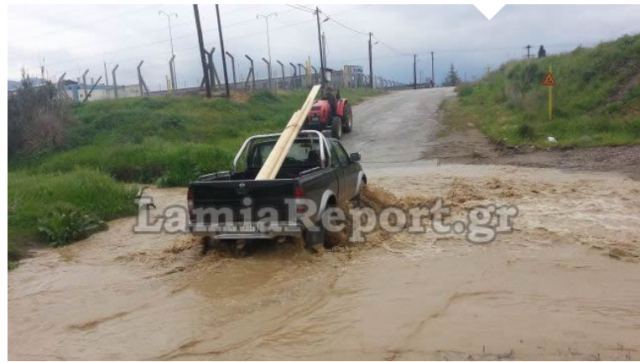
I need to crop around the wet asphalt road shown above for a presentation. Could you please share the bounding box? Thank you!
[341,87,455,167]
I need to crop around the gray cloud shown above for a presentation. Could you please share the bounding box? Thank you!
[8,4,640,88]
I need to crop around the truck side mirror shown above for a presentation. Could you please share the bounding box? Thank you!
[350,152,361,162]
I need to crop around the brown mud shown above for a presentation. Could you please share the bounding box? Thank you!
[428,119,640,181]
[9,163,640,359]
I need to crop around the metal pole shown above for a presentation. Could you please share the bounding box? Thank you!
[103,62,109,95]
[368,32,373,88]
[168,55,176,91]
[262,57,271,89]
[225,51,236,87]
[57,72,71,100]
[276,60,285,89]
[137,60,149,96]
[216,4,230,97]
[315,7,326,87]
[244,55,255,90]
[83,76,102,103]
[207,48,220,88]
[257,13,277,87]
[431,51,435,87]
[289,62,297,89]
[413,54,417,89]
[159,10,178,88]
[111,65,119,99]
[193,5,211,98]
[81,69,89,98]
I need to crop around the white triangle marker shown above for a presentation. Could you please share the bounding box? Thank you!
[473,2,505,20]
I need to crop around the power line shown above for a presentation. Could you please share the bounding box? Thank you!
[373,36,413,57]
[286,4,315,14]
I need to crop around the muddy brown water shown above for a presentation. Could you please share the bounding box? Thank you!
[8,163,640,360]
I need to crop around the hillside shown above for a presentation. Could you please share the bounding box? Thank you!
[450,34,640,147]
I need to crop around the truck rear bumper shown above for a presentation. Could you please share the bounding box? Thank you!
[189,221,302,240]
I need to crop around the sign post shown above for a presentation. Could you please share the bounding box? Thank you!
[542,65,556,120]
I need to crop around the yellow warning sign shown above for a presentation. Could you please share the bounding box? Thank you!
[542,72,555,87]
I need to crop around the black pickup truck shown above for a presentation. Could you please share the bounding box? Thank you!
[188,130,366,249]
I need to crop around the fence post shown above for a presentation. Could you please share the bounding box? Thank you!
[276,60,285,89]
[137,60,149,96]
[310,66,318,85]
[56,72,71,100]
[245,55,255,90]
[169,55,176,92]
[111,64,119,99]
[81,69,89,98]
[206,48,219,89]
[289,63,297,89]
[83,76,102,103]
[262,57,271,89]
[225,52,236,88]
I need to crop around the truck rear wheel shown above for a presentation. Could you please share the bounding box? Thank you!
[331,117,343,139]
[303,224,326,252]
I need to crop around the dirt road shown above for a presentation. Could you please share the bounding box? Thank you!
[9,89,640,360]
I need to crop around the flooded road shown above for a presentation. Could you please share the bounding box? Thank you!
[9,89,640,360]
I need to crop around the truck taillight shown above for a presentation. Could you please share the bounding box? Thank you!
[294,184,307,213]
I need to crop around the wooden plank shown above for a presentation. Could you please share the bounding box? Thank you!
[255,85,321,180]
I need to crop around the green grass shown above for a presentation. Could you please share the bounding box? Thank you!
[8,169,138,260]
[452,34,640,148]
[12,88,383,185]
[8,88,384,263]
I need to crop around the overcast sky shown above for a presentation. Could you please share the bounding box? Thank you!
[7,4,640,88]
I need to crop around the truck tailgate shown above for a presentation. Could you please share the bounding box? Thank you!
[189,179,296,222]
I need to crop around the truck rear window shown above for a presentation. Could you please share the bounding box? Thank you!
[248,139,322,169]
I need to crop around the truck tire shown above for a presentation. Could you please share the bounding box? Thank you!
[342,103,353,133]
[331,117,343,139]
[303,223,326,251]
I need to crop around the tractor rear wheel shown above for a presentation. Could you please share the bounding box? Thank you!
[331,117,343,139]
[342,103,353,133]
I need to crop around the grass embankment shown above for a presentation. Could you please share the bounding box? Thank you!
[8,88,383,263]
[449,34,640,148]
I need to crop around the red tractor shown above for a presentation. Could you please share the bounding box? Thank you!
[304,92,353,139]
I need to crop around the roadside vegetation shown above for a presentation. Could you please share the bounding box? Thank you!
[7,84,383,264]
[449,34,640,148]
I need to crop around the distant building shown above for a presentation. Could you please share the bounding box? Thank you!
[343,65,364,88]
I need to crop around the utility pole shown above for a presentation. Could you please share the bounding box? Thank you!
[315,7,326,87]
[257,12,277,88]
[413,54,417,89]
[216,4,230,97]
[368,32,373,88]
[525,44,532,59]
[193,5,211,97]
[159,10,178,89]
[430,51,435,87]
[322,32,327,68]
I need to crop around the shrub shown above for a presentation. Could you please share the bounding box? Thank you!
[8,75,74,156]
[37,204,106,247]
[517,123,536,140]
